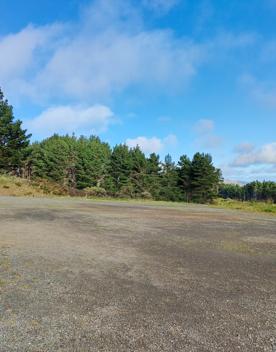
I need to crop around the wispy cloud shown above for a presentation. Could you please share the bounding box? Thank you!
[158,116,172,123]
[233,142,255,154]
[194,118,214,134]
[240,74,276,108]
[194,119,223,149]
[260,40,276,63]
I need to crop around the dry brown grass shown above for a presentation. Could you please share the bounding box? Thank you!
[0,174,67,197]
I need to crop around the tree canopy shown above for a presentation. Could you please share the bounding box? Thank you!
[25,136,223,202]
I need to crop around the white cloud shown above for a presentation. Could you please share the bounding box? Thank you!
[232,142,276,166]
[35,29,201,100]
[126,137,163,153]
[25,105,115,139]
[194,119,223,149]
[0,24,61,102]
[125,134,178,153]
[0,0,256,104]
[0,24,59,79]
[0,0,204,103]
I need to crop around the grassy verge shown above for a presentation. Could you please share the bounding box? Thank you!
[0,175,41,197]
[1,175,275,215]
[212,198,276,214]
[0,175,67,197]
[0,175,183,206]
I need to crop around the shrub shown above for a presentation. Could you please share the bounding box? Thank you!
[68,188,86,197]
[141,191,152,199]
[83,186,107,197]
[117,185,134,198]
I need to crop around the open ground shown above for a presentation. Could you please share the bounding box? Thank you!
[0,196,275,351]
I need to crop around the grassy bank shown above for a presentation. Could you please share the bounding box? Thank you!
[0,175,42,197]
[0,175,185,208]
[1,174,275,215]
[213,198,276,214]
[0,175,67,197]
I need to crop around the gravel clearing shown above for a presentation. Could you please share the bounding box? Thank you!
[0,196,275,351]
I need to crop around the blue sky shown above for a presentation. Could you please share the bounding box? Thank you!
[1,0,276,182]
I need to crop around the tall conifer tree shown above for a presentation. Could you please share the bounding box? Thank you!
[0,89,31,174]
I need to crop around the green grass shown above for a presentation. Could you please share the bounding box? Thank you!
[213,198,276,214]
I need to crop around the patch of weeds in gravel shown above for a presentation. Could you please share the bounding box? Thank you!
[0,251,11,271]
[0,278,6,287]
[219,240,256,256]
[0,257,11,270]
[0,249,21,288]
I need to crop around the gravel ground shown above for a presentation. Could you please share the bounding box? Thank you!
[0,196,275,351]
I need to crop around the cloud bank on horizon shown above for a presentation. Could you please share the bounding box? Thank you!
[0,0,275,182]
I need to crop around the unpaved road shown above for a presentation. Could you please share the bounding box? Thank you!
[0,197,275,351]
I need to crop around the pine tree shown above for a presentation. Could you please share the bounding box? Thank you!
[190,153,222,203]
[128,146,147,197]
[159,154,182,201]
[31,135,74,185]
[0,89,31,174]
[177,155,192,202]
[76,136,111,189]
[145,153,161,199]
[110,144,133,196]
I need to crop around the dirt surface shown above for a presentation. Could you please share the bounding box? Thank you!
[0,196,275,351]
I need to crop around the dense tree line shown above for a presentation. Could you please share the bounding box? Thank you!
[0,89,223,203]
[23,134,221,203]
[219,181,276,203]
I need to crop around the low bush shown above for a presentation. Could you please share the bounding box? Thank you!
[83,186,107,197]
